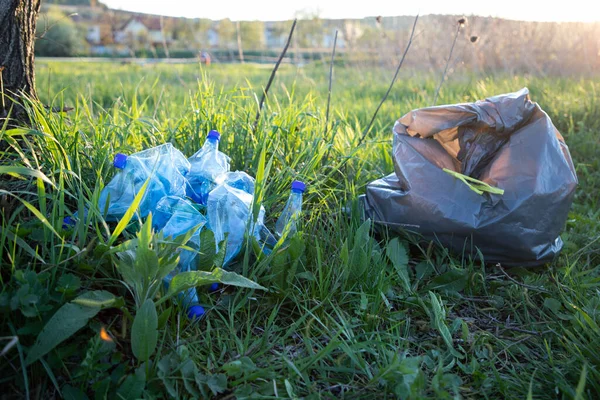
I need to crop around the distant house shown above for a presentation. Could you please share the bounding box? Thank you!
[322,22,347,48]
[264,22,286,48]
[114,16,172,46]
[85,23,114,44]
[78,11,121,55]
[323,30,345,49]
[207,27,219,47]
[86,24,101,44]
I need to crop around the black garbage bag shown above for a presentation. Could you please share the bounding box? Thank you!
[362,88,578,266]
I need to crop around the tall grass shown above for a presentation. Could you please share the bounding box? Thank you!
[1,60,599,398]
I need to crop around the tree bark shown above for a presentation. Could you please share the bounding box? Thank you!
[0,0,41,125]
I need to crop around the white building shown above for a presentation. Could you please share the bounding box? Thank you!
[114,17,171,45]
[86,25,101,44]
[207,28,219,47]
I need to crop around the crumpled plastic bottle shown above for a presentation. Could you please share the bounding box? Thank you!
[256,224,278,255]
[98,143,190,220]
[163,269,206,319]
[186,130,230,205]
[157,195,208,319]
[206,183,265,266]
[215,171,255,195]
[275,180,306,238]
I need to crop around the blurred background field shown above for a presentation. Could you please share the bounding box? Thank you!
[37,1,600,76]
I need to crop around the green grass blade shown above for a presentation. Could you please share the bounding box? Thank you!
[3,228,46,264]
[575,363,588,400]
[0,191,62,240]
[0,166,55,188]
[107,178,150,246]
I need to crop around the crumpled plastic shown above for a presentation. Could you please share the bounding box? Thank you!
[362,88,578,266]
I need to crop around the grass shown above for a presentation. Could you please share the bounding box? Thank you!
[1,59,599,399]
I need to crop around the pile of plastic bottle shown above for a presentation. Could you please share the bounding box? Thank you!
[65,130,306,319]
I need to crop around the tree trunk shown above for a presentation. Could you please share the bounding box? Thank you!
[0,0,41,126]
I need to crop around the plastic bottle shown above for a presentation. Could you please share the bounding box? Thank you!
[186,130,230,205]
[98,143,190,221]
[153,196,182,231]
[214,171,280,254]
[206,183,265,266]
[157,195,208,319]
[163,271,205,319]
[258,224,278,252]
[215,171,255,195]
[275,180,306,238]
[63,210,86,229]
[212,171,282,255]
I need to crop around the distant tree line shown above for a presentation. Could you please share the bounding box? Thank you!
[32,7,600,76]
[35,9,87,56]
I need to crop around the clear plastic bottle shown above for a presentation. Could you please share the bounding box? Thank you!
[206,183,265,266]
[157,195,208,319]
[163,271,205,319]
[258,224,278,253]
[186,130,230,205]
[215,171,255,195]
[98,143,190,220]
[275,180,306,238]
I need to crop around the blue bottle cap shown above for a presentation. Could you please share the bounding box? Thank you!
[187,305,205,320]
[291,180,306,193]
[62,216,74,229]
[113,153,128,169]
[207,130,221,141]
[209,283,219,292]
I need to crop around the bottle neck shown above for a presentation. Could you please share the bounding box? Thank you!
[291,189,304,196]
[205,138,219,151]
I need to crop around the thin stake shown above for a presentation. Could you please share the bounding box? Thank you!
[433,21,462,106]
[322,30,338,166]
[356,15,418,148]
[324,30,338,137]
[252,19,297,133]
